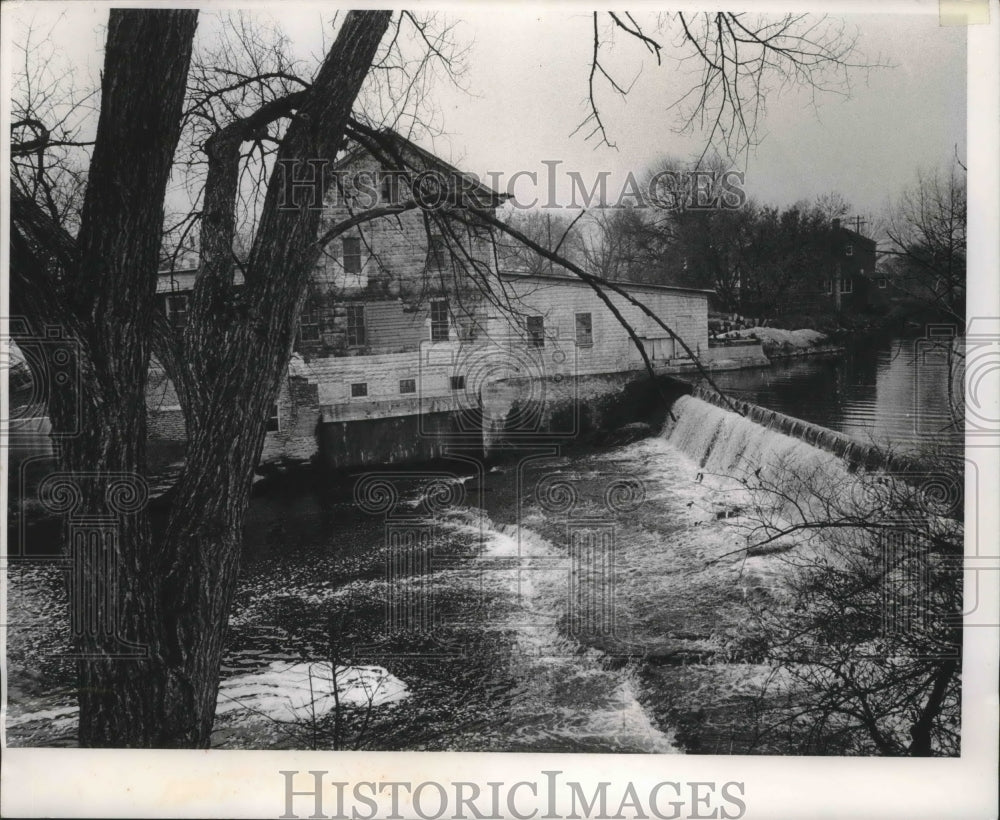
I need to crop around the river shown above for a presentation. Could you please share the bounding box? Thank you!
[701,334,963,457]
[5,336,962,752]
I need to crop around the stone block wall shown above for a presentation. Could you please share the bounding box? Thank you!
[146,362,320,469]
[297,148,497,359]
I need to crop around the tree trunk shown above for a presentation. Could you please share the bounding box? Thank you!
[44,9,199,747]
[14,7,391,747]
[82,10,392,748]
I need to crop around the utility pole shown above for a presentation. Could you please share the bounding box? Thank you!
[851,215,868,235]
[547,212,554,275]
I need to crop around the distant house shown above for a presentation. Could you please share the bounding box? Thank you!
[815,218,883,313]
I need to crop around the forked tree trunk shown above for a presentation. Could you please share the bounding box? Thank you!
[139,9,392,748]
[13,8,392,747]
[34,9,200,747]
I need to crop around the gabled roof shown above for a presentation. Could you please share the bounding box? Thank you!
[833,223,877,249]
[334,128,508,209]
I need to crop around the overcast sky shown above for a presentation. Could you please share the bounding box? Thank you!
[423,9,966,219]
[8,4,966,222]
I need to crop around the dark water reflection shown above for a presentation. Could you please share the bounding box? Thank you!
[701,335,964,456]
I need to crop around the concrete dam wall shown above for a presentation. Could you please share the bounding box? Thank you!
[686,385,915,474]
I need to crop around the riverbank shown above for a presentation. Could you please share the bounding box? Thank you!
[712,326,844,360]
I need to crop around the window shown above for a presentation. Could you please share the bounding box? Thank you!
[426,235,448,270]
[877,277,888,289]
[845,244,854,257]
[399,378,416,394]
[351,382,368,398]
[575,312,593,346]
[266,403,280,433]
[343,237,362,274]
[298,300,320,342]
[346,304,366,347]
[824,279,833,295]
[841,277,854,294]
[458,316,480,342]
[166,294,189,329]
[380,171,402,206]
[526,315,545,348]
[430,299,449,342]
[450,375,466,390]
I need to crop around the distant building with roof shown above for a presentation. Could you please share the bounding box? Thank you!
[149,132,735,471]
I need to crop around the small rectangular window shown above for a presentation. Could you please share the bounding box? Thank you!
[351,382,368,398]
[459,317,480,342]
[380,171,402,206]
[166,294,189,329]
[266,403,280,433]
[399,378,416,394]
[299,300,320,342]
[824,279,833,295]
[575,312,593,346]
[526,315,545,348]
[346,304,366,347]
[343,237,362,274]
[845,244,854,257]
[430,299,449,342]
[426,235,448,270]
[450,375,466,390]
[841,277,854,294]
[878,277,887,289]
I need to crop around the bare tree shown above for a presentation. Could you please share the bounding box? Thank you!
[575,208,653,283]
[12,9,392,747]
[9,13,97,235]
[579,12,880,159]
[495,209,585,276]
[9,8,875,748]
[883,163,967,325]
[723,450,962,756]
[813,191,851,222]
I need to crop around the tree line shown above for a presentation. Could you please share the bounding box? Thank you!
[500,160,966,327]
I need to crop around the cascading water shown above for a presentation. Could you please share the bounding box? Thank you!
[663,394,865,519]
[7,393,902,753]
[435,510,678,752]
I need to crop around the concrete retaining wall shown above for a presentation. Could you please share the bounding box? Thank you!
[482,370,691,455]
[317,410,474,471]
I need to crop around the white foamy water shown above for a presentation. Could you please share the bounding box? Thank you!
[438,513,678,753]
[7,396,890,753]
[664,394,863,519]
[217,661,409,722]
